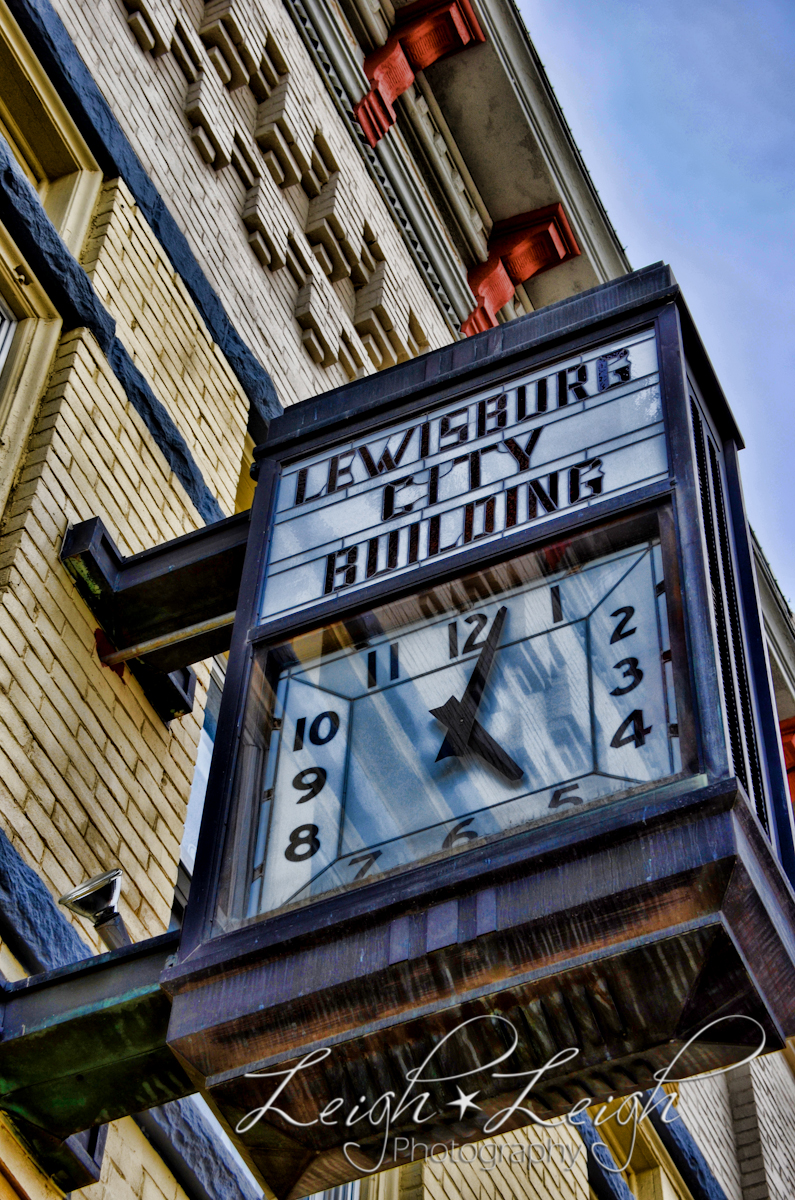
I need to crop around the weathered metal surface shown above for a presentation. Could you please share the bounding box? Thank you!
[164,783,795,1199]
[0,933,193,1137]
[61,510,249,671]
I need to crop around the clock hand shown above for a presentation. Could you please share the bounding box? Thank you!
[435,708,524,781]
[468,719,524,781]
[453,604,511,744]
[429,606,524,780]
[438,606,508,753]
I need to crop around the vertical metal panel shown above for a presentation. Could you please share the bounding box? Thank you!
[178,459,281,960]
[654,304,728,781]
[723,440,795,882]
[690,389,769,832]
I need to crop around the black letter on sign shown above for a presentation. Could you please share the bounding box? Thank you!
[359,428,413,477]
[569,458,604,504]
[610,710,652,749]
[294,467,324,506]
[597,348,631,391]
[439,407,469,446]
[503,427,543,473]
[324,547,358,593]
[327,451,356,494]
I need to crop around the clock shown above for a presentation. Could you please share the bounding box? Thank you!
[234,523,682,924]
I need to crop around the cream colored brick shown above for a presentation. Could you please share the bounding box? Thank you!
[0,328,205,942]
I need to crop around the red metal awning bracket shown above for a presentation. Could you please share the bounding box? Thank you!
[462,203,581,336]
[354,0,485,147]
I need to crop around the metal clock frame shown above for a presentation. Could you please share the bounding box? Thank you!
[172,287,795,981]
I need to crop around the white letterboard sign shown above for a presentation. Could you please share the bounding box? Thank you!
[261,328,665,622]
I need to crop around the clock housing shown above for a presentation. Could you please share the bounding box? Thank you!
[163,266,795,1200]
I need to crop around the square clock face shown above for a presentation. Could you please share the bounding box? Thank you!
[216,517,686,930]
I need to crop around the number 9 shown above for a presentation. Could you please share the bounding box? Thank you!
[292,767,327,802]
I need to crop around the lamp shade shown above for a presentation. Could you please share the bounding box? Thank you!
[59,868,123,926]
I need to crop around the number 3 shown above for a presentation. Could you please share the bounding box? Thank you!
[610,657,643,696]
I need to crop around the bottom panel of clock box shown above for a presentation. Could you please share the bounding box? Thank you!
[166,784,795,1200]
[216,512,691,934]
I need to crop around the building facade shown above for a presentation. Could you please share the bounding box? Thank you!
[1,1,795,1199]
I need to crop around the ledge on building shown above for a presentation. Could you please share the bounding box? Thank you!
[61,512,251,721]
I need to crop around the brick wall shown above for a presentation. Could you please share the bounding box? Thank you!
[748,1053,795,1200]
[0,327,208,945]
[49,0,454,408]
[84,1119,190,1200]
[0,1117,65,1200]
[81,177,249,515]
[378,1127,590,1200]
[677,1073,743,1200]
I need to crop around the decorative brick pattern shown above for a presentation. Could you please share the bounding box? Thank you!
[50,0,452,403]
[384,1127,589,1200]
[727,1062,768,1200]
[748,1054,795,1200]
[677,1073,743,1200]
[0,1116,65,1200]
[83,1118,190,1200]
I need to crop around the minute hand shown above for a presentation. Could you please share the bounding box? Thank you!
[431,607,507,756]
[457,605,508,742]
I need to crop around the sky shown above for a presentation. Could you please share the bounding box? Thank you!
[517,0,795,603]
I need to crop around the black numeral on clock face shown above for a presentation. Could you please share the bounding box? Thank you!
[610,606,637,643]
[349,851,383,879]
[606,592,655,751]
[367,645,400,688]
[610,709,652,749]
[285,824,321,860]
[442,817,479,848]
[293,711,340,750]
[448,612,490,658]
[291,767,326,801]
[610,657,643,695]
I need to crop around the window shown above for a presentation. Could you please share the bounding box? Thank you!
[0,3,101,518]
[170,659,225,929]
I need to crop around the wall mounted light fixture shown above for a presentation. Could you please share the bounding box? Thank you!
[59,868,132,951]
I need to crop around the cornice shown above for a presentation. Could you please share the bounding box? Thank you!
[469,0,629,280]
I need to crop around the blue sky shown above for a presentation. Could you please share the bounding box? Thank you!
[518,0,795,602]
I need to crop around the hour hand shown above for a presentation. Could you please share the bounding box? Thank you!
[431,696,524,782]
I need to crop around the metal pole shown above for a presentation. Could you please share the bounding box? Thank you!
[100,611,236,666]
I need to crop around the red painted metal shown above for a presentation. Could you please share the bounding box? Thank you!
[461,203,581,336]
[354,0,485,147]
[780,716,795,804]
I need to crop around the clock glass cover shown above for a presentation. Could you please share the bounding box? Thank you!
[216,516,687,930]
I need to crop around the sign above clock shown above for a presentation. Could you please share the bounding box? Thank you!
[262,328,666,621]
